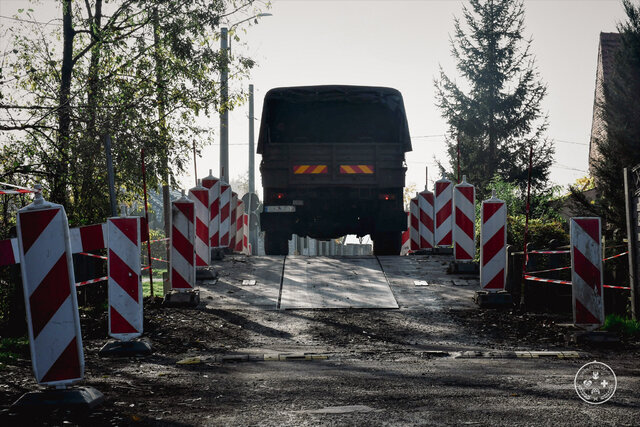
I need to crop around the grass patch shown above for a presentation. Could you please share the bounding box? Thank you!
[142,267,167,297]
[602,314,640,337]
[0,337,29,368]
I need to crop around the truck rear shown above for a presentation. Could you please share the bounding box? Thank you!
[258,85,412,255]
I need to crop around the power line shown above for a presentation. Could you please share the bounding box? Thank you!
[554,139,588,146]
[0,15,62,26]
[411,134,445,138]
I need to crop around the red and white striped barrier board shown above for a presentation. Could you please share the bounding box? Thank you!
[243,213,249,255]
[409,196,420,251]
[480,193,507,291]
[17,194,84,385]
[418,189,434,249]
[219,181,231,247]
[453,176,475,261]
[170,194,195,291]
[69,223,107,253]
[201,170,221,248]
[235,199,245,253]
[2,220,150,267]
[401,212,411,255]
[108,216,143,341]
[570,217,605,329]
[189,181,210,266]
[0,238,19,266]
[230,192,238,251]
[435,177,453,247]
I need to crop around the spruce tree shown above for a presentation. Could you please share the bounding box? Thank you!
[434,0,553,200]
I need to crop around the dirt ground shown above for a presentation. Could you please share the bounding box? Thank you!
[1,255,639,426]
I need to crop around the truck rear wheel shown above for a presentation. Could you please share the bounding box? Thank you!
[264,232,289,255]
[372,231,402,256]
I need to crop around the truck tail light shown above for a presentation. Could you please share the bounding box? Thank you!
[379,193,396,201]
[275,192,285,200]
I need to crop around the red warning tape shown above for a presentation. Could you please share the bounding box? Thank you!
[75,276,107,287]
[526,266,571,275]
[526,251,628,274]
[78,252,108,260]
[523,275,630,290]
[142,238,170,245]
[76,265,153,287]
[523,275,571,285]
[603,251,628,261]
[149,256,168,263]
[0,182,40,195]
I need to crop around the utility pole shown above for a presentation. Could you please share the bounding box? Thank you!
[220,27,229,183]
[249,84,255,194]
[248,84,257,254]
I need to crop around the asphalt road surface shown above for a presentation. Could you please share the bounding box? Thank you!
[1,255,638,426]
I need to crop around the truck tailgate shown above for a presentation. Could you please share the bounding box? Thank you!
[261,143,405,187]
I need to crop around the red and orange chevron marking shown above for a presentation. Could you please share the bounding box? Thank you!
[293,165,328,174]
[339,165,374,174]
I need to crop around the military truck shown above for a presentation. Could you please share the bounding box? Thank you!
[258,85,411,255]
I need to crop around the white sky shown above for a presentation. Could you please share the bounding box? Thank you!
[1,0,629,197]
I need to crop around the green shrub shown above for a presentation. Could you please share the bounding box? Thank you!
[602,314,640,336]
[507,215,569,251]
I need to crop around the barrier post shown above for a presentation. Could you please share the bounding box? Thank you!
[400,212,411,255]
[202,169,222,261]
[570,217,605,329]
[12,189,104,409]
[219,181,231,250]
[418,188,435,251]
[450,176,478,273]
[99,216,151,357]
[434,176,453,253]
[235,199,245,253]
[164,191,200,307]
[189,180,216,280]
[475,191,512,307]
[409,196,420,251]
[230,191,238,252]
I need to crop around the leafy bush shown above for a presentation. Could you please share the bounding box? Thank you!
[602,314,640,336]
[507,215,568,251]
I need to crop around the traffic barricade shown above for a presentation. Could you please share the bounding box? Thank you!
[418,188,435,250]
[189,180,210,266]
[570,217,605,329]
[435,176,453,247]
[409,196,420,251]
[453,176,475,261]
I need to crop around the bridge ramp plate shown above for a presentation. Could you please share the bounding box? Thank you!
[280,256,398,309]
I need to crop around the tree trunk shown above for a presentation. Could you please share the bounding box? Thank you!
[54,0,74,208]
[152,8,171,267]
[79,0,104,221]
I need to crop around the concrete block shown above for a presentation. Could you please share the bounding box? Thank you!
[448,261,479,274]
[98,340,152,357]
[565,330,619,346]
[11,386,104,411]
[163,290,200,307]
[196,267,218,281]
[474,290,513,308]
